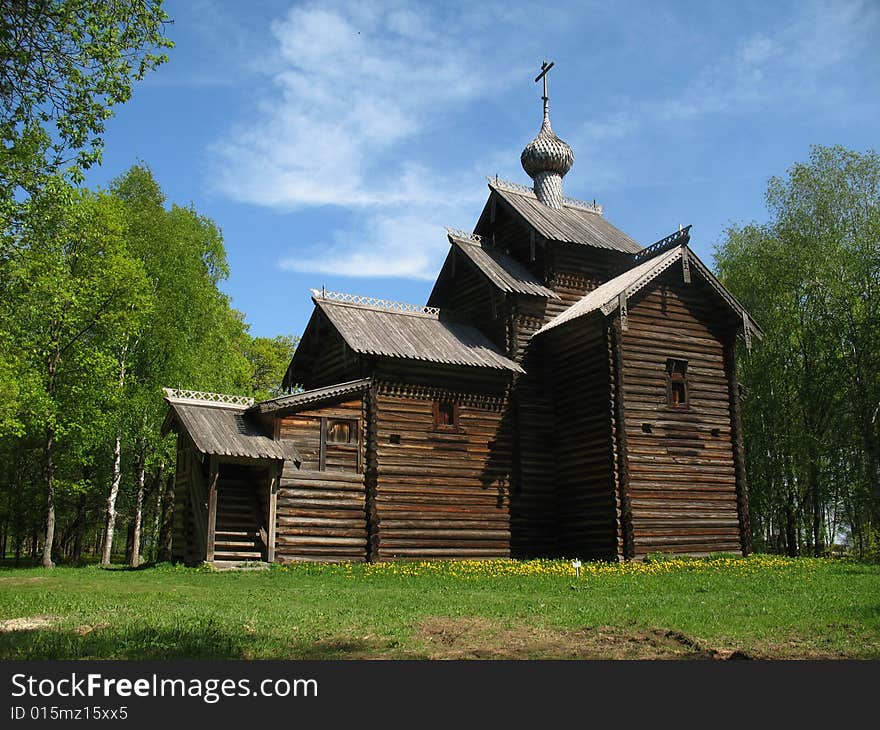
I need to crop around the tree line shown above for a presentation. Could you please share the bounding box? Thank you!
[716,145,880,558]
[0,165,298,566]
[0,1,296,566]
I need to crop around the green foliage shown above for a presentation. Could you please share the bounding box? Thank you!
[715,145,880,557]
[243,335,300,401]
[0,0,172,197]
[0,165,301,566]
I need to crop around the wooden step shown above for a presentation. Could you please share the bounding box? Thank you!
[214,525,260,540]
[214,540,257,553]
[214,551,263,561]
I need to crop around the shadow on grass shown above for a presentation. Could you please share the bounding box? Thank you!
[0,620,245,660]
[0,623,402,661]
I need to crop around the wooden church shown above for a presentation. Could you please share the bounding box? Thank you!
[164,65,761,565]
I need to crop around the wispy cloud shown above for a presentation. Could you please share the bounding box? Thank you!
[210,1,530,279]
[570,0,879,189]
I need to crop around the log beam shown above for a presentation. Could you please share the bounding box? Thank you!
[205,455,219,563]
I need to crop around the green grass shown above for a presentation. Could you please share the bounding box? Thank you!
[0,555,877,659]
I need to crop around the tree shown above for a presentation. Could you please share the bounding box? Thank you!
[244,335,300,401]
[3,178,152,567]
[103,165,254,566]
[0,0,171,202]
[715,145,880,556]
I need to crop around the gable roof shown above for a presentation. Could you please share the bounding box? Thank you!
[488,178,642,254]
[307,292,523,373]
[163,393,299,462]
[446,231,559,299]
[251,378,372,415]
[536,245,763,337]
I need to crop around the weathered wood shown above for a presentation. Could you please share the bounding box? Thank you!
[205,455,219,563]
[267,462,278,563]
[724,336,752,555]
[620,269,742,555]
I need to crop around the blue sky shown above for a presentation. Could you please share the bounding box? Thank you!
[82,0,880,339]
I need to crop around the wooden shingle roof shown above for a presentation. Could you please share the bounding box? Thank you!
[537,245,763,337]
[311,293,523,373]
[447,231,560,299]
[252,378,372,414]
[163,396,299,462]
[488,178,642,253]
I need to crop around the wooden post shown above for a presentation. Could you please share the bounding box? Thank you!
[266,462,278,563]
[610,319,634,560]
[618,293,628,331]
[724,338,752,556]
[205,455,219,563]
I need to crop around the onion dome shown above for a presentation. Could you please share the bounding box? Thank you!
[521,108,574,209]
[521,113,574,179]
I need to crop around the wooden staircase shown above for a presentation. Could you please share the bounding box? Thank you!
[213,481,265,563]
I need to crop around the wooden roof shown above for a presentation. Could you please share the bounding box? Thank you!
[164,397,299,462]
[537,245,763,337]
[252,378,372,414]
[488,178,642,253]
[447,232,560,299]
[312,294,524,373]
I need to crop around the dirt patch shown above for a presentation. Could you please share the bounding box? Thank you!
[0,615,60,632]
[72,623,109,637]
[414,617,752,660]
[0,577,48,585]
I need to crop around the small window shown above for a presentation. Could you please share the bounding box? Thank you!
[666,359,688,408]
[433,400,459,430]
[326,419,354,444]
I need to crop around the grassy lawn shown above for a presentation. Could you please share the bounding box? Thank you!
[0,555,877,660]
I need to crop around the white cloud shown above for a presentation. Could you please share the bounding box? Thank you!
[212,2,516,211]
[210,1,531,280]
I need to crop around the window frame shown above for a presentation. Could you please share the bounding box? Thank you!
[665,358,689,409]
[318,416,361,473]
[325,418,355,445]
[432,400,460,432]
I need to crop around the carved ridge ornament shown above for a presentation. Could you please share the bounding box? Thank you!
[162,387,254,407]
[487,177,604,214]
[311,289,441,317]
[445,227,482,243]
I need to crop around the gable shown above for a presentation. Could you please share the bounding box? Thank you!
[484,179,642,253]
[536,245,762,342]
[286,291,523,389]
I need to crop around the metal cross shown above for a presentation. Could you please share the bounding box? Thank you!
[534,60,554,104]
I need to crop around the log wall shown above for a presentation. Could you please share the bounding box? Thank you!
[372,388,512,559]
[545,318,618,559]
[170,433,207,565]
[620,268,743,555]
[275,397,368,562]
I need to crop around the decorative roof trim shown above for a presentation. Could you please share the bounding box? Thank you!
[632,225,692,264]
[251,378,372,414]
[487,177,603,215]
[445,227,481,243]
[537,245,763,338]
[162,387,253,409]
[598,248,683,317]
[311,289,441,317]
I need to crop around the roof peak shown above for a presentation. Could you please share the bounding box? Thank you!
[162,387,253,409]
[311,288,442,318]
[487,177,603,215]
